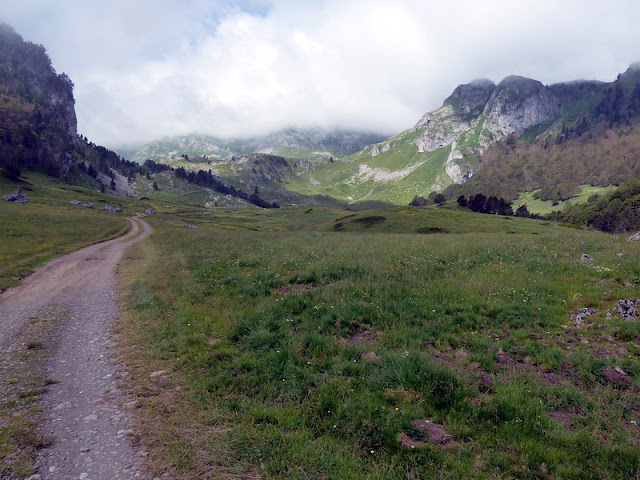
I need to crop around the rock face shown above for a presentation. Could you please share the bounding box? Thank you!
[0,24,78,141]
[413,105,469,154]
[483,76,562,139]
[443,78,496,116]
[0,23,83,182]
[1,189,29,203]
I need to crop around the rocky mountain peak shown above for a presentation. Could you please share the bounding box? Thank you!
[626,61,640,72]
[482,75,561,138]
[443,78,496,117]
[620,62,640,83]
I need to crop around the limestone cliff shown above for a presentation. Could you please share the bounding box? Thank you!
[482,76,562,139]
[410,75,561,183]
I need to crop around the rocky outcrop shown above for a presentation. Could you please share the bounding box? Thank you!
[69,200,95,209]
[413,105,469,154]
[101,205,122,213]
[1,189,29,203]
[614,299,639,321]
[444,140,467,183]
[482,76,562,139]
[572,307,596,327]
[443,78,496,116]
[627,231,640,242]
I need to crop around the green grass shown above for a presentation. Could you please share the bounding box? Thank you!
[519,121,556,143]
[285,143,452,205]
[119,206,640,479]
[0,307,68,478]
[513,185,615,215]
[0,171,136,290]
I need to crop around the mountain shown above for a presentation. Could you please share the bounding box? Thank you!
[0,23,78,176]
[281,66,640,205]
[0,23,144,193]
[119,128,389,164]
[281,75,563,204]
[444,65,640,202]
[4,20,639,210]
[139,66,640,208]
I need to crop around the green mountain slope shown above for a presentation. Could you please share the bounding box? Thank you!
[285,76,562,204]
[286,66,640,206]
[119,128,388,164]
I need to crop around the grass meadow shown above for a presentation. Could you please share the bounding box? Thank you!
[118,207,640,479]
[0,172,134,290]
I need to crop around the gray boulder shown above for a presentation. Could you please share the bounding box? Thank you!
[616,299,639,321]
[1,189,29,204]
[627,232,640,242]
[101,205,122,213]
[572,307,596,327]
[69,200,95,209]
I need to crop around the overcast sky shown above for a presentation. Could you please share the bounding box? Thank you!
[3,0,640,148]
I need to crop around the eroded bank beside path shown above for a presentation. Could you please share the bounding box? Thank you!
[0,216,151,480]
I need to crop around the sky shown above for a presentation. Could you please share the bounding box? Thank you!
[3,0,640,148]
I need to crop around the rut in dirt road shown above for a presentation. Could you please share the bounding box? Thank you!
[0,216,151,480]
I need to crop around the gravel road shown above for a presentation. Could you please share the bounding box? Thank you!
[0,216,151,480]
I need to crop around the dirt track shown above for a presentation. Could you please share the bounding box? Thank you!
[0,216,151,480]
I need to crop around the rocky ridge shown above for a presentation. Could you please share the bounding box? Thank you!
[409,76,562,183]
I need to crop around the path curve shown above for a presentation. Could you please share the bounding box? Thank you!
[0,216,151,480]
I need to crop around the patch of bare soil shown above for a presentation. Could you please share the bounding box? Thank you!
[360,351,381,361]
[337,329,376,346]
[275,283,318,295]
[400,419,458,449]
[550,408,581,429]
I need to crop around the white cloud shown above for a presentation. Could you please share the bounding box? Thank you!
[3,0,640,147]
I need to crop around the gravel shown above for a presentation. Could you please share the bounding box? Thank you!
[0,217,151,480]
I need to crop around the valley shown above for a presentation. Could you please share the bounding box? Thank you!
[2,174,640,478]
[1,19,640,480]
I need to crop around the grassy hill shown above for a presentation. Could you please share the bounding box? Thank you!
[284,131,454,205]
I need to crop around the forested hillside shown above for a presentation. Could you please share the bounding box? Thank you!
[0,23,142,187]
